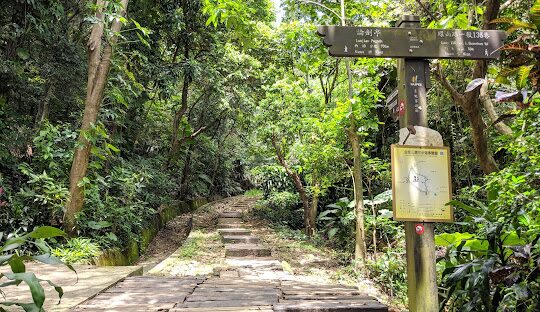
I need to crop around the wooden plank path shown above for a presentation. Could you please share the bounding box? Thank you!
[73,196,388,311]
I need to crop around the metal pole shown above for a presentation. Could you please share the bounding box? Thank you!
[396,15,439,312]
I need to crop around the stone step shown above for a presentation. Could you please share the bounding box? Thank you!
[171,307,273,312]
[219,211,243,218]
[218,217,243,224]
[217,223,245,229]
[225,244,271,257]
[222,235,259,244]
[224,258,281,269]
[218,229,252,236]
[273,300,388,312]
[186,292,280,301]
[181,299,277,308]
[283,294,373,300]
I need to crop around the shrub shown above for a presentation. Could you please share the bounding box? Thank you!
[253,191,304,229]
[52,238,101,264]
[366,248,407,304]
[249,165,295,197]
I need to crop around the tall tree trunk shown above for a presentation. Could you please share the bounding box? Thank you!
[339,0,366,269]
[168,43,191,165]
[433,0,501,174]
[179,146,192,198]
[309,179,320,236]
[168,75,190,164]
[36,84,53,125]
[64,0,129,235]
[271,134,313,235]
[348,125,367,268]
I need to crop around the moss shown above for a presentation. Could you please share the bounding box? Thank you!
[126,239,139,264]
[94,248,130,266]
[189,198,208,211]
[94,197,213,266]
[140,227,157,254]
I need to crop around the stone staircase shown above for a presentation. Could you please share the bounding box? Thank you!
[72,196,388,312]
[217,209,272,258]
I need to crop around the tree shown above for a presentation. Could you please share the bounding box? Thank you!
[64,0,129,235]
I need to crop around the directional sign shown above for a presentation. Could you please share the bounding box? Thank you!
[317,26,507,59]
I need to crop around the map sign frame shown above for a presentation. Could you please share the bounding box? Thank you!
[391,144,453,222]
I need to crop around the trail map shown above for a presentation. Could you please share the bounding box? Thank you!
[391,145,453,222]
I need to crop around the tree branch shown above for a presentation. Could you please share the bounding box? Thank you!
[479,81,513,135]
[433,64,464,105]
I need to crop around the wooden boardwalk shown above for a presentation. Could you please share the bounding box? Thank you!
[73,197,388,312]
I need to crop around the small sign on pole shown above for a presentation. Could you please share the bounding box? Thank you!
[391,144,453,222]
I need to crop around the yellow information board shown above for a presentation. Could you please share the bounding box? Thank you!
[391,144,453,222]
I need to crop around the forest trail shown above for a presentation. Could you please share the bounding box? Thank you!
[73,196,388,311]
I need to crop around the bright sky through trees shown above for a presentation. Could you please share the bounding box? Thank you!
[272,0,284,25]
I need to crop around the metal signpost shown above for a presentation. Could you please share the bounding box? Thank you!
[318,15,506,312]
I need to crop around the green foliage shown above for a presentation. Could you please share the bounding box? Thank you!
[250,165,295,197]
[17,164,69,225]
[244,189,263,196]
[0,226,72,312]
[438,106,540,311]
[317,198,356,248]
[51,238,101,265]
[253,191,303,229]
[75,159,160,248]
[492,0,540,95]
[366,249,407,304]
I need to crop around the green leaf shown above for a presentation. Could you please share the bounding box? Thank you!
[327,227,338,239]
[0,254,13,265]
[1,273,45,308]
[501,232,526,246]
[32,254,76,274]
[446,262,474,284]
[16,48,29,60]
[8,257,26,273]
[29,226,66,239]
[0,301,41,312]
[447,200,482,215]
[435,232,474,247]
[86,221,112,230]
[106,143,120,153]
[0,242,23,253]
[517,65,533,90]
[531,0,540,28]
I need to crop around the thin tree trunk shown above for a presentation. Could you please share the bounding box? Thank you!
[168,73,190,164]
[339,0,366,268]
[309,180,320,236]
[179,146,192,197]
[36,84,53,125]
[168,41,191,165]
[64,0,129,235]
[271,134,312,235]
[348,125,367,268]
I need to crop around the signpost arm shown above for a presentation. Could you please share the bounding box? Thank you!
[397,15,439,312]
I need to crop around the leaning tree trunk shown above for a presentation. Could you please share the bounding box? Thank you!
[434,0,501,175]
[271,135,314,236]
[64,0,129,235]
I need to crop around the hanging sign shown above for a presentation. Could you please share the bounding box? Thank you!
[391,144,453,222]
[317,26,507,59]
